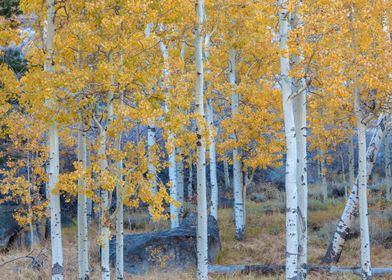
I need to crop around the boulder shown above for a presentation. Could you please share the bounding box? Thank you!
[110,213,221,274]
[0,204,20,249]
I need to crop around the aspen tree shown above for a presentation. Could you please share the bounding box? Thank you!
[291,5,308,276]
[77,119,89,280]
[229,49,244,240]
[160,39,179,228]
[204,32,218,221]
[94,92,113,280]
[116,67,125,280]
[45,0,63,278]
[145,23,158,194]
[195,0,208,278]
[279,0,299,278]
[348,137,355,188]
[355,87,372,279]
[207,99,218,220]
[323,115,388,263]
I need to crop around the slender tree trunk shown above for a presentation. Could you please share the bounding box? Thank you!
[160,40,179,228]
[348,137,355,187]
[176,147,185,219]
[96,91,113,280]
[195,0,208,278]
[279,0,299,278]
[320,151,328,203]
[384,132,392,201]
[229,49,245,240]
[355,89,372,280]
[45,1,63,278]
[48,123,63,279]
[77,121,89,280]
[223,159,230,190]
[294,84,307,279]
[115,149,124,279]
[207,100,218,220]
[323,114,388,264]
[116,92,124,280]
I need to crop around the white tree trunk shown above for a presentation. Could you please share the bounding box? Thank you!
[207,100,218,220]
[323,114,388,264]
[116,94,124,280]
[45,1,63,278]
[384,132,392,201]
[97,91,113,280]
[160,40,179,228]
[355,89,372,280]
[176,147,185,218]
[294,86,307,279]
[348,137,355,187]
[48,123,63,280]
[279,0,299,278]
[77,121,89,280]
[229,49,245,240]
[195,0,208,278]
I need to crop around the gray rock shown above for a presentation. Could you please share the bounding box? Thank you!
[0,204,20,249]
[110,213,221,274]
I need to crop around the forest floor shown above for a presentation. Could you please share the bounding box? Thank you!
[1,184,392,279]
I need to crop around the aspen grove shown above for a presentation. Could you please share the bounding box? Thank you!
[1,0,392,280]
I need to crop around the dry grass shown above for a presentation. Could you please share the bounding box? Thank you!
[1,193,392,279]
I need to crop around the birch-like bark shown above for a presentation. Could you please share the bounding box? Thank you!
[203,32,218,221]
[195,0,208,278]
[176,147,185,218]
[207,100,218,220]
[96,91,113,280]
[160,40,179,228]
[77,121,89,280]
[229,49,245,240]
[348,137,355,187]
[45,0,63,278]
[115,155,124,280]
[323,114,388,264]
[279,0,299,278]
[146,24,157,194]
[355,89,372,280]
[115,93,124,280]
[294,83,307,279]
[384,132,392,201]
